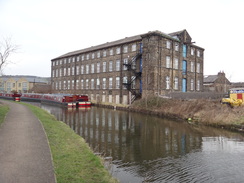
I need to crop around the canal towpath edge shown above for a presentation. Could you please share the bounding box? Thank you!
[0,100,56,183]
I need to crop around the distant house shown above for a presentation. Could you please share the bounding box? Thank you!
[29,84,51,93]
[203,72,231,92]
[0,75,50,93]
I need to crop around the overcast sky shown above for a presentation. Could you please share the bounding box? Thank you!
[0,0,243,82]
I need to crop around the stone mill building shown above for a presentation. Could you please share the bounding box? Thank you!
[51,29,204,105]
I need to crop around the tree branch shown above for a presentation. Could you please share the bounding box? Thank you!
[0,37,19,74]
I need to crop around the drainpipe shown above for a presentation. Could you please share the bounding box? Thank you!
[171,40,174,92]
[194,48,197,92]
[158,40,161,96]
[157,36,160,95]
[120,45,123,104]
[139,42,143,94]
[74,56,77,94]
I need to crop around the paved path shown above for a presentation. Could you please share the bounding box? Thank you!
[0,100,56,183]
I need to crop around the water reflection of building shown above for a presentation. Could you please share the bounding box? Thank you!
[60,107,202,161]
[41,104,244,183]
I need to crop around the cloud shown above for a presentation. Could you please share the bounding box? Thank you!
[1,0,244,82]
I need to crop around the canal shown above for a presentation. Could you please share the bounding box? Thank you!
[38,103,244,183]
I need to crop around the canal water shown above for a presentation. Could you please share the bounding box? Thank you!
[38,103,244,183]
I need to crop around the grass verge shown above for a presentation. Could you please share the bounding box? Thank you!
[23,103,118,183]
[0,104,9,126]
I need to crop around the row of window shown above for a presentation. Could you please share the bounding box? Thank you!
[191,47,201,57]
[53,77,200,91]
[165,77,200,91]
[53,44,137,66]
[166,41,201,57]
[54,77,131,90]
[52,59,131,77]
[0,82,28,88]
[165,57,201,73]
[52,57,201,78]
[182,45,201,58]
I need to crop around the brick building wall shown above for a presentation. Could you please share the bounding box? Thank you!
[140,31,204,98]
[51,30,204,105]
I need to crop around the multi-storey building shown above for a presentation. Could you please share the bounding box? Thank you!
[0,75,50,93]
[51,29,204,105]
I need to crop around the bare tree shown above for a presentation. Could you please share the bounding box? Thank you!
[0,37,19,75]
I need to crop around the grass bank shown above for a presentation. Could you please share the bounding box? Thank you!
[0,103,9,126]
[23,103,118,183]
[131,96,244,132]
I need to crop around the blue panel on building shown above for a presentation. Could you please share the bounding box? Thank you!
[182,79,187,92]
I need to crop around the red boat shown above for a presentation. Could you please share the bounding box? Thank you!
[75,95,92,107]
[0,93,21,102]
[0,93,91,108]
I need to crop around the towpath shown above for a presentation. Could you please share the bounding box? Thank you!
[0,100,56,183]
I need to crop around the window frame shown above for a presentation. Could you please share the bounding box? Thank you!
[123,58,128,70]
[174,77,178,90]
[197,63,200,73]
[91,79,94,89]
[103,50,107,57]
[116,77,120,89]
[190,79,194,91]
[81,65,84,74]
[166,40,171,49]
[86,79,89,89]
[166,56,171,68]
[174,58,178,69]
[109,49,113,56]
[92,53,95,59]
[197,50,201,57]
[175,43,179,51]
[197,80,200,91]
[191,62,194,72]
[116,60,120,71]
[123,76,127,89]
[91,64,95,73]
[97,51,100,58]
[109,77,113,89]
[166,76,170,89]
[123,45,128,53]
[116,47,121,54]
[97,62,100,73]
[109,61,113,72]
[96,78,100,89]
[71,66,75,75]
[191,47,195,55]
[76,65,79,75]
[86,64,89,74]
[81,79,84,89]
[86,54,90,60]
[103,62,107,72]
[132,44,136,52]
[102,78,106,89]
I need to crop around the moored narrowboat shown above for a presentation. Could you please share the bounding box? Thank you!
[0,93,92,108]
[0,93,22,102]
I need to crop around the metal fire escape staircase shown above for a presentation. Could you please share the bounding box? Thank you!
[123,52,142,103]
